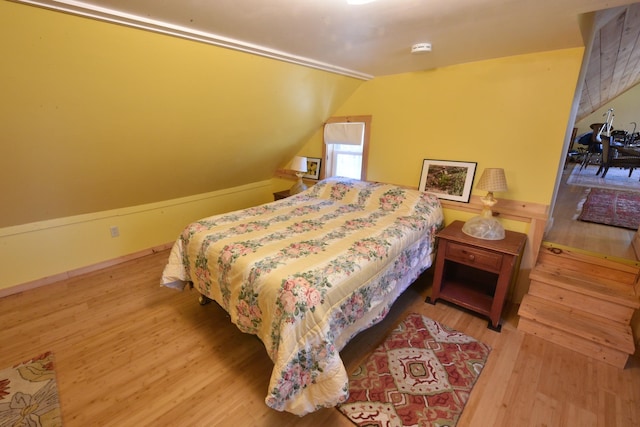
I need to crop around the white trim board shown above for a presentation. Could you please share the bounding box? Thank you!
[13,0,373,81]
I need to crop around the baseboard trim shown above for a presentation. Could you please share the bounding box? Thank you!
[0,242,174,299]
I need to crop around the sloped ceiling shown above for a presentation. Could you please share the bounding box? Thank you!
[15,0,640,120]
[578,3,640,121]
[13,0,637,78]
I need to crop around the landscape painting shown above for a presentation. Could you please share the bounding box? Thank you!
[418,159,477,202]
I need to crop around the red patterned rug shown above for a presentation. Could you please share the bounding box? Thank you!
[577,188,640,230]
[338,313,491,426]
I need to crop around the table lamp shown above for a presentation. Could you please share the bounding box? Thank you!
[289,156,308,194]
[461,168,508,240]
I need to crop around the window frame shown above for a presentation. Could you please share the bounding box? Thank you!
[321,115,371,181]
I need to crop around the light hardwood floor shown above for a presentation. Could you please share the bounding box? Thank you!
[545,162,638,261]
[1,249,638,426]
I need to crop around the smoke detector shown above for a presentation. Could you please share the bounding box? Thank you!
[411,43,432,53]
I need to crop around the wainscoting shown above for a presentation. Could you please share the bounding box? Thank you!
[0,180,275,296]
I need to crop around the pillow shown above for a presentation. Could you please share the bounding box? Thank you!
[309,177,375,204]
[309,177,441,218]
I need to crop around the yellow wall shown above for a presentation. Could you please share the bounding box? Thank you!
[0,1,586,295]
[0,1,362,291]
[0,1,363,228]
[300,49,584,207]
[0,181,279,293]
[296,49,584,301]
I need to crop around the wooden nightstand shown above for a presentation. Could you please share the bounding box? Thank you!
[273,190,291,201]
[427,220,527,331]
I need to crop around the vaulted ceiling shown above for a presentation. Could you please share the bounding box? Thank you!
[14,0,640,119]
[578,3,640,121]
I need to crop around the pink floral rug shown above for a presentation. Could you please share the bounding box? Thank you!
[338,313,491,426]
[577,188,640,230]
[0,352,63,426]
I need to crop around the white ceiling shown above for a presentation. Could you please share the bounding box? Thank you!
[14,0,637,78]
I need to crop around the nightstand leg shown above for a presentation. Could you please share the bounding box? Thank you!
[487,320,502,332]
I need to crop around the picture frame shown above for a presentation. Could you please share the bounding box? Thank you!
[418,159,477,202]
[303,157,321,180]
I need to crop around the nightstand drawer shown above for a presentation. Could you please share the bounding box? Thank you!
[445,242,503,272]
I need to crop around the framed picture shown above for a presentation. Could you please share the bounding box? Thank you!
[303,157,321,180]
[418,159,477,202]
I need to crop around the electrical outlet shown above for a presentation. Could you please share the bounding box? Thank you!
[110,226,120,238]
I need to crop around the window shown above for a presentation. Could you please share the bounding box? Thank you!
[331,143,363,179]
[322,115,371,181]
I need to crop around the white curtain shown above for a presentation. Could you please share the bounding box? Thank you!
[323,122,365,145]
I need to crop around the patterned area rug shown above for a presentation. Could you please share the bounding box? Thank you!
[577,188,640,230]
[338,313,491,426]
[0,352,63,426]
[566,164,640,191]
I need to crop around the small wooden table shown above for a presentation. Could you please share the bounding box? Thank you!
[615,145,640,157]
[427,220,527,331]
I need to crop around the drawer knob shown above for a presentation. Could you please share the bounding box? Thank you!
[468,254,475,261]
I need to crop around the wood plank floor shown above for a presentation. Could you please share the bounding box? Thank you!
[545,163,638,261]
[1,250,638,426]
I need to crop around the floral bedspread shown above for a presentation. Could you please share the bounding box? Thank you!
[160,177,444,415]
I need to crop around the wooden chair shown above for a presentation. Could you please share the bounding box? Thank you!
[597,136,640,179]
[579,123,606,171]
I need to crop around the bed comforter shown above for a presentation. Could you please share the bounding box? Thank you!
[160,177,444,415]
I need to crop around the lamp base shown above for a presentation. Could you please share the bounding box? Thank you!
[289,177,307,195]
[461,215,505,240]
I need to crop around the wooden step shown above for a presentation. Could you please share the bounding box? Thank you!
[527,280,634,324]
[517,317,630,368]
[517,294,635,367]
[536,247,638,286]
[518,294,635,353]
[530,265,640,309]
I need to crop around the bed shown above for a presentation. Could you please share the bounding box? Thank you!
[160,177,444,415]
